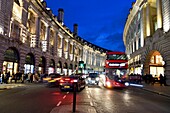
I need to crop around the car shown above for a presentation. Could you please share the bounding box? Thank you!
[44,73,62,87]
[86,73,100,85]
[59,74,86,91]
[103,75,127,89]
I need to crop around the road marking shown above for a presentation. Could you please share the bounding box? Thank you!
[63,95,66,99]
[56,101,62,106]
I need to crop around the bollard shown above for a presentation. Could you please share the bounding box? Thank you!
[72,80,77,112]
[73,83,77,112]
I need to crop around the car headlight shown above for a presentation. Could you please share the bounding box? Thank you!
[106,81,112,87]
[88,78,91,81]
[125,82,129,86]
[96,77,99,81]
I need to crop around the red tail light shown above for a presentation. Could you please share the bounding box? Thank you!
[65,78,70,81]
[70,80,74,83]
[113,81,120,85]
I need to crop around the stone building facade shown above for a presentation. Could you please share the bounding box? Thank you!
[0,0,107,76]
[123,0,170,84]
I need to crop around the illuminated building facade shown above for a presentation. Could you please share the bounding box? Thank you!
[0,0,107,76]
[124,0,170,84]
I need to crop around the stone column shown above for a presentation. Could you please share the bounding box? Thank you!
[73,44,75,70]
[68,40,70,60]
[35,16,40,48]
[146,3,151,36]
[157,0,163,29]
[55,31,59,57]
[61,37,64,57]
[162,0,170,32]
[9,20,14,37]
[140,7,145,47]
[94,53,96,66]
[0,58,4,72]
[19,53,25,73]
[46,25,50,52]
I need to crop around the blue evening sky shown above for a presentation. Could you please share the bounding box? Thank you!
[45,0,135,52]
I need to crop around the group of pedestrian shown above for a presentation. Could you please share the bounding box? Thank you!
[26,72,41,83]
[0,71,42,84]
[143,73,167,86]
[0,71,10,84]
[159,74,167,86]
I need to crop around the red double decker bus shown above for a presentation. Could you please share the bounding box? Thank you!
[102,51,128,88]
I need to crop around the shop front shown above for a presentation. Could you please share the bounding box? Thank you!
[69,64,73,75]
[63,62,68,75]
[48,59,55,74]
[24,53,35,74]
[149,51,165,77]
[56,61,62,74]
[3,48,19,75]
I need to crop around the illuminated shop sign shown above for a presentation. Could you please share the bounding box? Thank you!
[109,63,126,67]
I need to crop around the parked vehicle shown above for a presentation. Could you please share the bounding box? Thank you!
[59,74,86,91]
[86,73,99,85]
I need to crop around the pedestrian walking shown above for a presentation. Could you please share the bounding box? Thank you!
[21,73,25,83]
[0,72,2,84]
[1,73,4,84]
[27,72,31,82]
[159,74,164,86]
[30,73,33,83]
[5,72,10,84]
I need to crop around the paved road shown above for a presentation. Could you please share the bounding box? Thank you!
[0,83,170,113]
[88,84,170,113]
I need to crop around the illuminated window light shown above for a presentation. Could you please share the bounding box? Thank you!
[0,26,4,35]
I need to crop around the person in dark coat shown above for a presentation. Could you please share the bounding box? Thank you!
[159,74,164,86]
[0,71,2,84]
[5,72,10,84]
[1,73,4,84]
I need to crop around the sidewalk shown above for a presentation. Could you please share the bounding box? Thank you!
[0,83,25,89]
[136,82,170,98]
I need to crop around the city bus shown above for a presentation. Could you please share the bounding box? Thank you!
[102,51,129,88]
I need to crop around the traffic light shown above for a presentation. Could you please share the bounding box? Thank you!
[79,61,84,68]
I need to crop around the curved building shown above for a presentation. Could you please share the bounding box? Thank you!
[0,0,109,76]
[124,0,170,84]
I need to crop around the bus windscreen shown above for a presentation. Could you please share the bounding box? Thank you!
[106,54,127,60]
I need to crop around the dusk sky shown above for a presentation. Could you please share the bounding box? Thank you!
[45,0,136,52]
